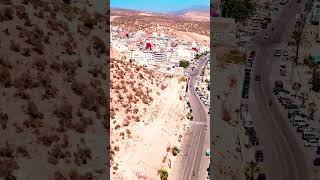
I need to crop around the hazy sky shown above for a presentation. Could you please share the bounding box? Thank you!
[110,0,209,13]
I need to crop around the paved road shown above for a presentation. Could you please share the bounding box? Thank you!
[249,0,311,179]
[173,55,209,180]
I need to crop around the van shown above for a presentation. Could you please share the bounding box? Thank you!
[303,130,320,140]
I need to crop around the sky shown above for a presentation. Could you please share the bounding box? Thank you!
[110,0,209,13]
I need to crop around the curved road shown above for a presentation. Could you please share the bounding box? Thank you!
[174,56,209,180]
[249,0,311,179]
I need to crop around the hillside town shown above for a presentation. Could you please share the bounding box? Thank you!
[110,25,209,69]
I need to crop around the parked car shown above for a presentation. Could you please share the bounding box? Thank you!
[283,50,289,56]
[255,75,261,81]
[314,158,320,166]
[274,49,282,57]
[297,125,311,133]
[304,139,319,147]
[255,150,264,162]
[264,33,270,39]
[257,173,266,180]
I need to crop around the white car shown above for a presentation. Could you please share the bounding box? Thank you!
[304,139,319,147]
[264,33,270,39]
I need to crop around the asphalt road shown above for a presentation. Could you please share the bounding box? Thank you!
[249,0,311,179]
[175,56,209,180]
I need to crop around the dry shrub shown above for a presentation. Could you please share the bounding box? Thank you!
[21,48,31,57]
[38,134,60,146]
[0,67,12,87]
[0,0,12,5]
[0,57,12,69]
[33,58,47,72]
[14,71,34,89]
[229,76,237,89]
[79,11,96,29]
[50,61,62,73]
[0,111,8,129]
[9,40,20,52]
[54,171,67,180]
[0,7,14,21]
[0,142,14,158]
[71,80,87,96]
[92,36,106,55]
[15,5,27,20]
[14,89,30,100]
[0,159,18,179]
[16,146,29,158]
[222,107,231,121]
[80,89,99,112]
[54,102,73,119]
[73,117,93,133]
[74,145,92,166]
[23,118,43,129]
[26,101,44,119]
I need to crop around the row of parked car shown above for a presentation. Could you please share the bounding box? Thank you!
[242,51,256,99]
[273,81,320,166]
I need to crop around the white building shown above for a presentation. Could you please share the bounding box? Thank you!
[154,52,167,63]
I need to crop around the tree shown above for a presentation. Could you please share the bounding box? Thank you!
[158,169,169,180]
[292,82,302,97]
[306,55,320,91]
[308,102,317,120]
[179,60,190,69]
[222,0,255,22]
[171,146,180,156]
[292,15,307,65]
[244,161,260,180]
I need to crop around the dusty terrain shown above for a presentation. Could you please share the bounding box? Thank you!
[110,8,209,36]
[0,0,108,179]
[110,59,188,179]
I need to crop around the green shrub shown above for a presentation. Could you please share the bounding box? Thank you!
[158,169,169,180]
[171,146,180,156]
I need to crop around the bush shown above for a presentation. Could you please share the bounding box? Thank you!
[158,169,169,180]
[179,60,190,69]
[171,146,180,156]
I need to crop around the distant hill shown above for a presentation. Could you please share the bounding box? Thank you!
[171,6,210,21]
[110,7,209,36]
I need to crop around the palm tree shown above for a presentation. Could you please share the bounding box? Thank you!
[308,102,317,120]
[292,15,307,65]
[292,82,302,97]
[244,161,260,180]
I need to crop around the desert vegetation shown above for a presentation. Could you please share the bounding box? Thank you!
[0,0,107,179]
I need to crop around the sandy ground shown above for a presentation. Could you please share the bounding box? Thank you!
[110,59,187,179]
[212,55,245,179]
[0,0,108,179]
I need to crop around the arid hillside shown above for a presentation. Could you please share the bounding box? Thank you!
[110,59,188,179]
[110,8,209,36]
[0,0,108,179]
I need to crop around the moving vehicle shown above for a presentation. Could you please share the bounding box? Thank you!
[264,33,270,39]
[255,150,264,162]
[240,112,254,128]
